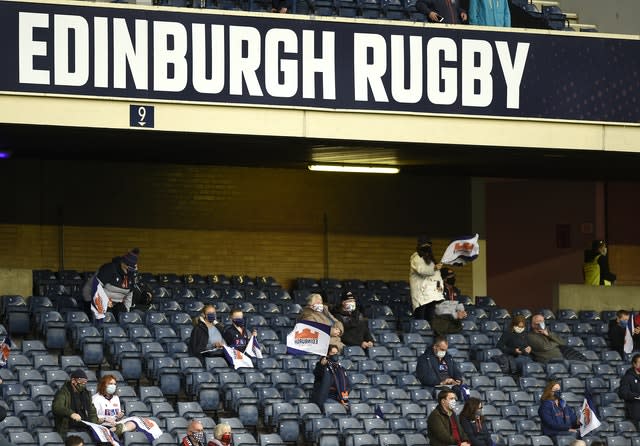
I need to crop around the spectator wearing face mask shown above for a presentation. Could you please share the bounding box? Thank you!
[527,313,565,364]
[223,308,257,353]
[299,293,345,352]
[608,309,640,357]
[427,390,471,446]
[410,237,445,322]
[189,305,225,360]
[538,381,579,440]
[496,315,532,376]
[311,344,351,408]
[208,422,232,446]
[92,375,137,437]
[334,291,374,350]
[52,369,99,437]
[181,420,208,446]
[416,336,464,395]
[618,354,640,429]
[83,248,140,320]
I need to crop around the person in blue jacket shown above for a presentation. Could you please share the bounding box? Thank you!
[416,336,464,397]
[469,0,510,27]
[538,380,580,440]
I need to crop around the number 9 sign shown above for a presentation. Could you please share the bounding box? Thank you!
[129,104,155,128]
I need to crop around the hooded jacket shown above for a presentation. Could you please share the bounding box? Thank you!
[410,252,444,310]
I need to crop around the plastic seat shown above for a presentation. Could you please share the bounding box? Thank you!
[124,400,152,416]
[37,431,64,446]
[402,433,428,446]
[151,401,178,419]
[7,432,37,446]
[571,362,594,378]
[324,402,349,421]
[345,433,378,446]
[546,362,569,379]
[165,416,189,436]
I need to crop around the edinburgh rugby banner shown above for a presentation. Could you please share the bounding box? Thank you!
[441,233,480,266]
[287,320,331,356]
[0,0,638,123]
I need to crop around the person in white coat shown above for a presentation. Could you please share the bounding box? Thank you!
[410,237,444,322]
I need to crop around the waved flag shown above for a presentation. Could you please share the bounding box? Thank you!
[624,311,635,355]
[286,320,331,356]
[90,282,111,320]
[579,388,601,437]
[83,421,121,446]
[223,345,254,369]
[245,335,263,359]
[440,234,480,266]
[0,336,12,368]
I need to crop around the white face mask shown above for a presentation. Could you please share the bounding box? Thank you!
[448,400,457,410]
[312,303,324,312]
[106,384,117,395]
[537,321,546,330]
[514,327,525,334]
[436,350,446,359]
[344,302,356,312]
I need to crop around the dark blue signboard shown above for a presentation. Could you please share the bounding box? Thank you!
[0,0,638,123]
[129,104,154,128]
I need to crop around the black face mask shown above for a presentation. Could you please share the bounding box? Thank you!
[445,278,456,286]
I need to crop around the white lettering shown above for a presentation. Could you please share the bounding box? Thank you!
[302,30,335,100]
[496,41,529,109]
[265,29,298,98]
[462,39,492,107]
[427,37,457,105]
[390,35,422,104]
[154,21,188,92]
[229,26,263,96]
[113,18,148,90]
[54,15,89,87]
[192,24,225,95]
[94,17,108,88]
[353,33,388,102]
[18,12,49,85]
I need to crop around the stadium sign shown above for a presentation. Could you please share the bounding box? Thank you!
[1,0,638,124]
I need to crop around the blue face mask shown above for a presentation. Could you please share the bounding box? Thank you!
[206,313,217,322]
[620,320,629,328]
[233,318,245,327]
[554,390,562,400]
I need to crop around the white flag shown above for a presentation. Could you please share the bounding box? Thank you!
[579,394,601,437]
[90,282,110,320]
[440,234,480,266]
[223,345,254,369]
[245,335,263,359]
[624,312,635,355]
[286,320,331,356]
[82,421,121,446]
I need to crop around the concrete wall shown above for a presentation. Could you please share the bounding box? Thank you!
[556,283,640,312]
[560,0,640,35]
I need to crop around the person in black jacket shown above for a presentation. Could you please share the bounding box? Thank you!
[415,0,468,23]
[311,344,351,409]
[222,308,257,353]
[416,336,464,397]
[618,354,640,429]
[334,291,374,350]
[459,397,493,446]
[496,314,532,376]
[188,305,225,361]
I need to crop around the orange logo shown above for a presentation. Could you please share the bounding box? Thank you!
[582,404,591,425]
[454,242,475,252]
[294,328,319,344]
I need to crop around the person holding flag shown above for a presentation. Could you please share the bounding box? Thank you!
[538,380,580,441]
[410,237,444,322]
[618,353,640,429]
[223,308,257,353]
[607,310,639,358]
[298,294,344,352]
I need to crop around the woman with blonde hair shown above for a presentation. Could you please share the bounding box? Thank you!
[538,380,579,441]
[208,423,232,446]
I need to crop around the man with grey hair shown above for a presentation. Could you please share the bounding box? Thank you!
[181,420,207,446]
[299,293,344,352]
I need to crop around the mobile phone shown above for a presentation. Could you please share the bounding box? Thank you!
[437,14,444,22]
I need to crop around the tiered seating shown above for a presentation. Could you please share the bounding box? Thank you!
[4,273,640,446]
